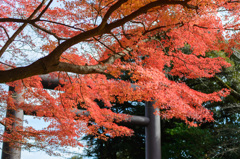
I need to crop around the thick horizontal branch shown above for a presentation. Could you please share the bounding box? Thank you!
[0,18,34,23]
[0,0,197,83]
[46,0,197,60]
[0,61,104,83]
[106,0,197,30]
[0,52,125,83]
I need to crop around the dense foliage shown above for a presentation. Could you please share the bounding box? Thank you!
[81,49,240,159]
[1,0,240,155]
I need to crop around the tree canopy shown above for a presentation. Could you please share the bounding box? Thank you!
[80,51,240,159]
[1,0,240,154]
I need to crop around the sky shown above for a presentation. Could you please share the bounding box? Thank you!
[21,116,86,159]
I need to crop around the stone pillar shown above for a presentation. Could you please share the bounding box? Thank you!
[2,86,24,159]
[145,101,161,159]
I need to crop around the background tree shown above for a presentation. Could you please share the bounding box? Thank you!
[161,48,240,159]
[1,0,240,155]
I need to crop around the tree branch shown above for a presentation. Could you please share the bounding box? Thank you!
[143,22,183,35]
[0,52,125,83]
[106,0,197,31]
[0,0,198,83]
[0,18,33,23]
[215,76,240,99]
[0,0,48,58]
[0,25,10,39]
[39,19,85,31]
[98,0,128,30]
[35,0,53,20]
[31,23,69,40]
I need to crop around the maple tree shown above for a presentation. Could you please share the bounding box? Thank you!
[0,0,240,154]
[81,50,240,159]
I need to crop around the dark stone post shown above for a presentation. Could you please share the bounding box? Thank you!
[145,101,161,159]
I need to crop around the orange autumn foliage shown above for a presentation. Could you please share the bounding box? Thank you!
[0,0,239,153]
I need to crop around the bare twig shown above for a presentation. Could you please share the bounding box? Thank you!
[0,25,10,39]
